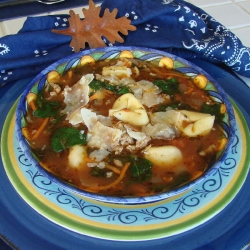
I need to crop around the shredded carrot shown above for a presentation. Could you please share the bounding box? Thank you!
[105,164,121,175]
[31,117,49,140]
[85,157,96,163]
[86,162,130,191]
[103,89,114,95]
[89,93,99,102]
[29,101,37,111]
[151,67,189,78]
[185,87,194,95]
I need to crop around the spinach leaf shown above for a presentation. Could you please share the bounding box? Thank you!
[50,114,66,125]
[34,87,61,118]
[201,103,224,120]
[129,157,153,182]
[153,78,180,95]
[89,79,130,95]
[51,127,87,152]
[90,167,106,177]
[117,86,130,94]
[89,79,103,91]
[33,101,60,118]
[102,81,118,92]
[36,89,45,109]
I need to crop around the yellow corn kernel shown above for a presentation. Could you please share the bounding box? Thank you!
[119,50,134,58]
[80,55,95,66]
[217,138,228,151]
[159,57,174,69]
[193,74,207,89]
[47,70,61,83]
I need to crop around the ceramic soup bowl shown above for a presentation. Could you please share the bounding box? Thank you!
[16,46,236,205]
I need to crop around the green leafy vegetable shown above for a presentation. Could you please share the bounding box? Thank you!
[102,81,118,92]
[117,86,130,94]
[89,79,103,91]
[90,167,106,177]
[50,114,66,125]
[36,89,45,109]
[153,78,180,95]
[169,171,191,188]
[33,101,60,118]
[201,103,224,120]
[129,157,153,182]
[89,79,130,95]
[51,127,87,152]
[33,88,61,118]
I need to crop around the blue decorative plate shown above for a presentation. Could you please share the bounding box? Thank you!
[0,59,250,250]
[1,96,249,241]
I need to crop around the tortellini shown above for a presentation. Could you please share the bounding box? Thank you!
[109,93,149,126]
[178,110,215,137]
[150,110,215,137]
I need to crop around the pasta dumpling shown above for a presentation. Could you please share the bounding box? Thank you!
[109,93,149,126]
[144,146,183,168]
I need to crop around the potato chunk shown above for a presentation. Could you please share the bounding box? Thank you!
[68,145,88,168]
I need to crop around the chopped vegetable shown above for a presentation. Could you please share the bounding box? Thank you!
[90,167,106,177]
[31,117,50,140]
[32,87,61,118]
[33,101,60,118]
[153,78,180,95]
[89,79,130,95]
[87,162,130,191]
[129,157,153,182]
[51,127,87,152]
[201,103,224,120]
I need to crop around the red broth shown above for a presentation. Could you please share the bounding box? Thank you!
[23,58,227,197]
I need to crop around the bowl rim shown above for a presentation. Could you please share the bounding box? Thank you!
[15,46,236,204]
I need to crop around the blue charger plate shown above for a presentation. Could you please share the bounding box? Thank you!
[0,58,250,250]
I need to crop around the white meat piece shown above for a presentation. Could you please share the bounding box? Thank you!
[149,110,215,137]
[80,108,97,131]
[68,110,82,126]
[142,123,177,139]
[149,110,186,127]
[127,80,164,108]
[89,148,110,162]
[141,91,165,108]
[62,74,94,119]
[95,73,120,86]
[87,121,122,151]
[125,125,147,141]
[96,115,113,127]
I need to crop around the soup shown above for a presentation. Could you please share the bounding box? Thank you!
[22,57,227,197]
